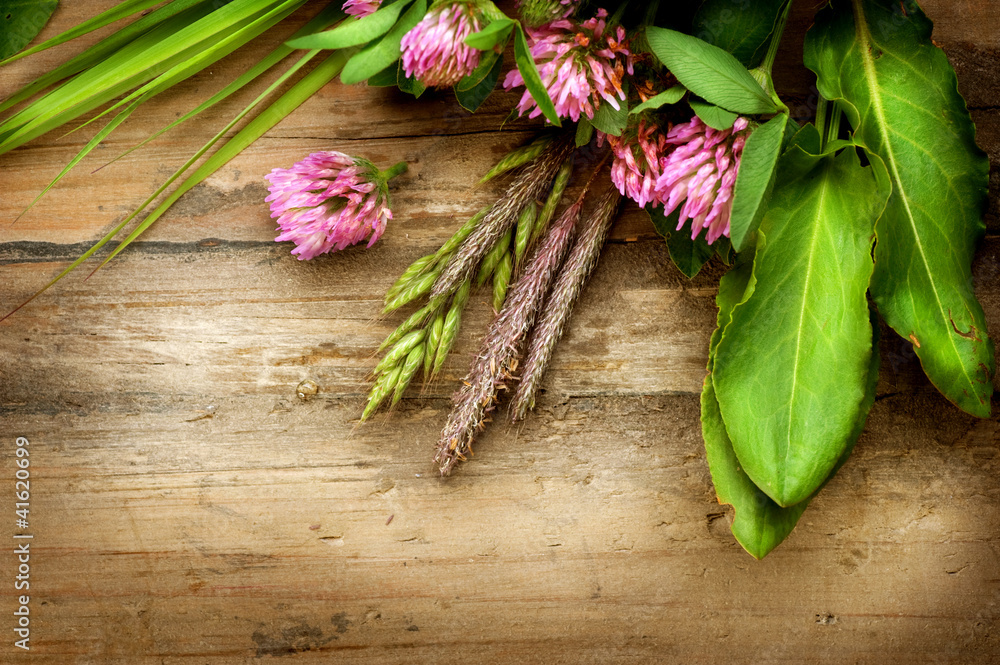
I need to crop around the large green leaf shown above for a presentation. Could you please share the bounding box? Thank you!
[805,0,994,417]
[645,25,776,114]
[691,0,787,67]
[0,0,57,60]
[703,252,881,557]
[713,144,886,507]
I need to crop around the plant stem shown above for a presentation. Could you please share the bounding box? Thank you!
[815,95,829,144]
[382,161,408,181]
[751,0,792,112]
[761,0,792,78]
[815,95,842,149]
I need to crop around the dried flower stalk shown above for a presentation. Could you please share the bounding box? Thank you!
[434,196,586,474]
[510,186,621,421]
[431,135,575,300]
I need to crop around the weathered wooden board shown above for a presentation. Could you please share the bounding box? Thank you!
[1,1,999,663]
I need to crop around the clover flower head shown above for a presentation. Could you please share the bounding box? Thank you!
[400,2,483,88]
[655,116,750,244]
[603,117,671,209]
[265,151,396,260]
[343,0,381,17]
[502,8,633,123]
[516,0,580,27]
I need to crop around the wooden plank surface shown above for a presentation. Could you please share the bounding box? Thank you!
[1,2,999,663]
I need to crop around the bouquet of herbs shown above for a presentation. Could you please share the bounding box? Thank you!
[1,0,993,558]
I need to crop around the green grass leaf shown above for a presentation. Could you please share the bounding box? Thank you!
[0,0,57,61]
[96,3,346,170]
[70,0,307,138]
[100,49,349,266]
[713,145,887,507]
[0,0,159,66]
[805,0,994,417]
[645,25,776,114]
[0,0,284,155]
[3,49,348,319]
[0,0,206,114]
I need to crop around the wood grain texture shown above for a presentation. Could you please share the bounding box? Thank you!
[1,1,999,663]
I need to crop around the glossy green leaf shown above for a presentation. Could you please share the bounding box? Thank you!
[713,145,886,507]
[728,113,788,251]
[340,0,424,84]
[464,17,512,50]
[645,25,776,114]
[805,0,994,417]
[691,0,787,67]
[629,85,685,114]
[590,86,628,136]
[512,22,560,126]
[689,96,736,130]
[703,254,881,558]
[286,0,411,49]
[455,52,501,112]
[0,0,58,60]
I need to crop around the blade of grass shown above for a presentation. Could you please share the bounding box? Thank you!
[22,0,337,217]
[96,2,347,171]
[0,2,221,146]
[98,49,351,265]
[0,0,286,154]
[14,98,142,222]
[0,0,210,114]
[67,0,308,137]
[0,0,164,67]
[2,47,346,321]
